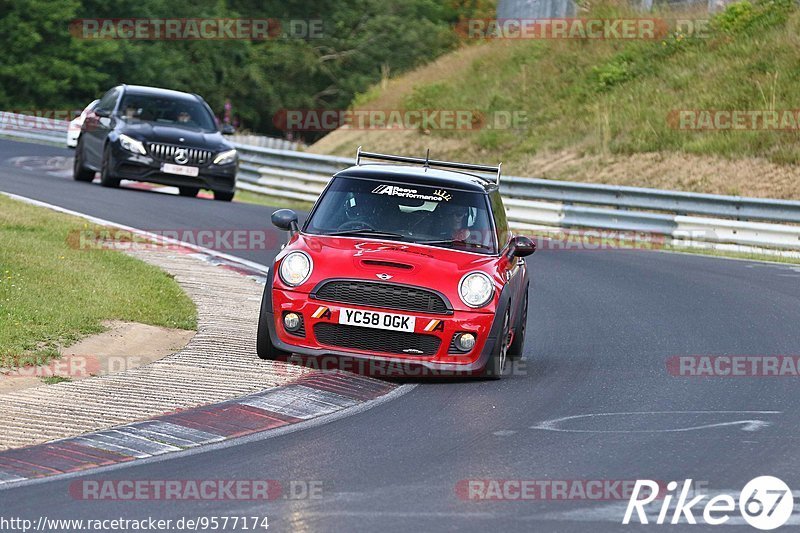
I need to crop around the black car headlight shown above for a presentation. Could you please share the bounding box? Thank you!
[213,149,237,165]
[119,134,146,155]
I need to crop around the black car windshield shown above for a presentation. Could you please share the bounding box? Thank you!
[305,177,497,254]
[118,94,217,132]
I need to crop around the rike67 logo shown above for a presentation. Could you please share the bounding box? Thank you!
[623,476,794,530]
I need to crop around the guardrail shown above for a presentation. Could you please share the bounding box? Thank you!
[0,111,71,145]
[2,111,799,251]
[233,144,800,251]
[233,143,349,203]
[227,133,302,151]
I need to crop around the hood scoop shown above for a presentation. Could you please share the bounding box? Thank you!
[360,259,413,270]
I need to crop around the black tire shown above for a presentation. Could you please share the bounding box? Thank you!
[481,309,511,380]
[72,138,95,182]
[179,187,200,197]
[213,190,235,202]
[508,288,528,360]
[256,288,290,360]
[99,144,120,188]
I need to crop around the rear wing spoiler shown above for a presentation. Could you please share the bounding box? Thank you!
[355,147,501,184]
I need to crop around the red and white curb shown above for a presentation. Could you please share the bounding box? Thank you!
[0,192,412,485]
[0,372,395,486]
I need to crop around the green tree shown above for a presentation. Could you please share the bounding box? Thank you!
[0,0,496,137]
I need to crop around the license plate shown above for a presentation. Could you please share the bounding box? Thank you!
[161,163,199,177]
[338,308,416,333]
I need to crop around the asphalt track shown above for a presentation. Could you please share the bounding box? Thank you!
[2,138,800,532]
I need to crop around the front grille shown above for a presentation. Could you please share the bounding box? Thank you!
[148,143,212,166]
[314,323,441,356]
[313,280,450,315]
[448,335,461,354]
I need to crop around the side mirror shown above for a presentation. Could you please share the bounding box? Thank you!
[271,209,299,232]
[221,124,235,135]
[511,235,536,257]
[94,108,111,118]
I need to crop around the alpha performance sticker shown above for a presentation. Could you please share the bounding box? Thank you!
[312,306,331,319]
[371,184,451,202]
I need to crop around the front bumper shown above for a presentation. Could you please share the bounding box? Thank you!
[110,144,237,193]
[267,287,504,376]
[67,129,79,148]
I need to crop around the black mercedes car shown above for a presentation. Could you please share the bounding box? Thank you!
[73,84,238,201]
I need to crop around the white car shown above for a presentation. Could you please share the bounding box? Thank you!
[66,99,99,148]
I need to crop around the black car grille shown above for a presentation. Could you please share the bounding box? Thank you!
[148,143,212,166]
[313,323,441,356]
[312,280,450,315]
[448,335,461,354]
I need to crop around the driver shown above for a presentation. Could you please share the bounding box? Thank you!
[177,110,193,123]
[436,202,471,241]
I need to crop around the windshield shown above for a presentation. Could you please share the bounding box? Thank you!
[118,94,217,132]
[305,177,497,254]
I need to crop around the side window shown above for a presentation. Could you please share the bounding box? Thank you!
[96,88,120,114]
[490,191,510,250]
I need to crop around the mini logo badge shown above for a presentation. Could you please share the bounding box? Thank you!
[376,273,393,280]
[174,148,189,165]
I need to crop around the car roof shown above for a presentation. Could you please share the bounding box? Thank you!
[120,84,201,102]
[334,164,498,193]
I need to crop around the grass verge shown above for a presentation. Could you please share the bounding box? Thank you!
[0,194,197,369]
[662,243,800,265]
[311,0,800,199]
[234,189,314,211]
[363,0,800,161]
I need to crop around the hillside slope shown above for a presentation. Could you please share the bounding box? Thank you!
[310,0,800,199]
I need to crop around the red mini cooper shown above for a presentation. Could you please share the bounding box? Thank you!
[256,149,535,378]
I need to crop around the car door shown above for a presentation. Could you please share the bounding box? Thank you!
[83,87,120,167]
[491,191,526,322]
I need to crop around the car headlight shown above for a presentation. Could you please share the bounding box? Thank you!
[279,252,313,287]
[119,134,146,155]
[213,149,237,165]
[458,272,494,308]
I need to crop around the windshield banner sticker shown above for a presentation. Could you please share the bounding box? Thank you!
[371,184,451,202]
